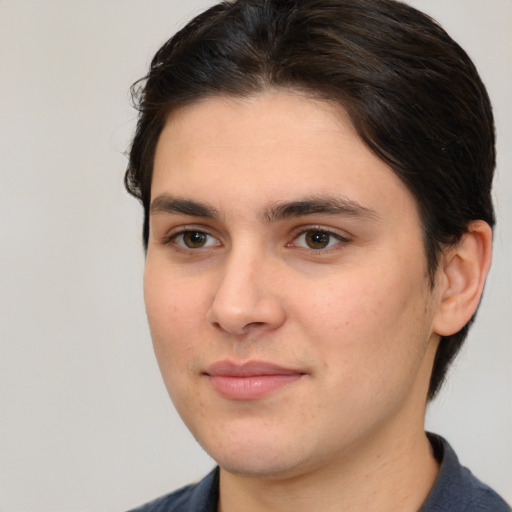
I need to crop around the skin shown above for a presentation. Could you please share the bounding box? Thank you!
[144,91,453,512]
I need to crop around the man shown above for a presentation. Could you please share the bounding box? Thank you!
[125,0,510,510]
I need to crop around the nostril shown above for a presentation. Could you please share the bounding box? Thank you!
[210,320,265,333]
[247,321,265,328]
[210,321,223,331]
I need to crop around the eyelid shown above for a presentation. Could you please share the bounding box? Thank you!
[161,225,222,248]
[290,224,352,240]
[288,225,352,251]
[158,223,351,251]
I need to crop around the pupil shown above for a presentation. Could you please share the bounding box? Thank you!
[306,231,330,249]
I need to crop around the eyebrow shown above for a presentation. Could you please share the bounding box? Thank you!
[150,194,220,218]
[149,193,378,222]
[263,195,379,222]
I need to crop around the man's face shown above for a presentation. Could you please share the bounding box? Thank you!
[145,92,441,479]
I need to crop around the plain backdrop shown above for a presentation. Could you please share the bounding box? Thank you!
[0,1,510,510]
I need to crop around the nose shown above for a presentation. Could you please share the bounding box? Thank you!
[206,248,286,336]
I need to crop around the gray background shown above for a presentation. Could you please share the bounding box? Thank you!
[0,0,510,510]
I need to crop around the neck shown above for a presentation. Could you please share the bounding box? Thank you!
[218,423,439,512]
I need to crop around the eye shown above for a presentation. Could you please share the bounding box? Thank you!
[171,230,219,249]
[291,229,347,250]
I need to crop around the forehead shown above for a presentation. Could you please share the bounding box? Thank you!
[151,92,419,224]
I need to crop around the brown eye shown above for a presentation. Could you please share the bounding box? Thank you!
[304,231,332,249]
[184,231,207,248]
[173,231,219,249]
[290,229,347,251]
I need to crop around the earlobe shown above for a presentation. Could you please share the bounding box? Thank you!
[432,220,493,336]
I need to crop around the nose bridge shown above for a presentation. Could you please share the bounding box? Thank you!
[207,241,285,335]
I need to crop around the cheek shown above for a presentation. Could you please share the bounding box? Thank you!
[144,265,208,373]
[300,272,397,337]
[298,265,429,376]
[144,275,209,421]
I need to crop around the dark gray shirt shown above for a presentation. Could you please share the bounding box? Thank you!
[128,435,510,512]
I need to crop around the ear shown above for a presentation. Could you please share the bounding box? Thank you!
[432,220,493,336]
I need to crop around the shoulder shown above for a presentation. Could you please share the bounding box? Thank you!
[421,434,510,512]
[126,468,219,512]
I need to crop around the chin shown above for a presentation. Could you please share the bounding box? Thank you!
[195,428,319,480]
[215,452,310,480]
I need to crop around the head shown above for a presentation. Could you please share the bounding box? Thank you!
[126,0,495,400]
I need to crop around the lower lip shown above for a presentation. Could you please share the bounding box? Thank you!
[207,374,303,400]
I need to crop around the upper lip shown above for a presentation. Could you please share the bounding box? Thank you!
[205,360,305,377]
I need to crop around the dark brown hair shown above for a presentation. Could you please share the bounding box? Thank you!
[125,0,495,399]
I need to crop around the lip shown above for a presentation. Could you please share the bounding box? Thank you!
[204,360,306,400]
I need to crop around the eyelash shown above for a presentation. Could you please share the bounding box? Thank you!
[161,226,351,253]
[162,228,220,250]
[288,227,351,253]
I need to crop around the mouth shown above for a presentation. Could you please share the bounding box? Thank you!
[204,360,306,400]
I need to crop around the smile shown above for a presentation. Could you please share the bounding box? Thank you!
[204,361,306,400]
